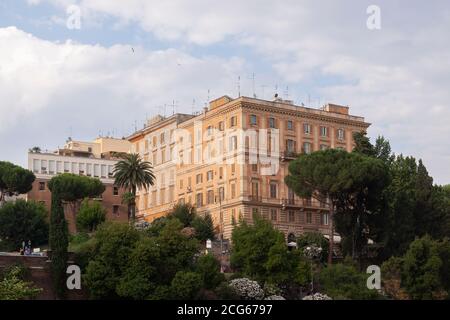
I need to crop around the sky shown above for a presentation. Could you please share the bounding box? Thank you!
[0,0,449,184]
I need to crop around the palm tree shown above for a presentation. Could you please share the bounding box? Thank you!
[113,153,155,224]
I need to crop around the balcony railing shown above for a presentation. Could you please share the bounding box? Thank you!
[248,195,262,202]
[281,150,299,160]
[281,198,300,206]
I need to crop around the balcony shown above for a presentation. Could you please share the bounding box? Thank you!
[248,195,262,202]
[281,198,301,207]
[281,150,299,161]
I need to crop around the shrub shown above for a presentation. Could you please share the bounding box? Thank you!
[229,278,264,300]
[0,265,42,300]
[318,263,381,300]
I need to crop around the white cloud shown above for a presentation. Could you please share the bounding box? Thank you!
[7,0,450,184]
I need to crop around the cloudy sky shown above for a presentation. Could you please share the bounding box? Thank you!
[0,0,449,184]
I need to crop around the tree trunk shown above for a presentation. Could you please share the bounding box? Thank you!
[328,204,334,265]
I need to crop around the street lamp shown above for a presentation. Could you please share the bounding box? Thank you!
[304,245,322,293]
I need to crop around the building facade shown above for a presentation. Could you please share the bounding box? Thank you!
[129,96,370,240]
[27,137,131,233]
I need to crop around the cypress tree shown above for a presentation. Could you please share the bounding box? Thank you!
[49,181,68,299]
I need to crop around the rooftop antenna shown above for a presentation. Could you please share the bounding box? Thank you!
[172,100,177,115]
[237,76,241,97]
[134,121,137,132]
[284,86,289,100]
[192,98,196,115]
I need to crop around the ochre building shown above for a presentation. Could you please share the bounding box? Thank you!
[129,96,370,240]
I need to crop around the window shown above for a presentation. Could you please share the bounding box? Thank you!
[101,165,107,178]
[196,193,203,207]
[196,174,203,184]
[304,123,311,134]
[286,139,295,152]
[218,187,225,202]
[39,182,45,191]
[303,142,311,154]
[231,183,236,198]
[268,117,276,128]
[251,164,258,172]
[252,208,259,215]
[322,212,329,225]
[251,181,259,198]
[160,132,165,144]
[320,144,328,151]
[320,126,328,137]
[270,209,277,221]
[207,170,214,181]
[269,182,277,198]
[288,210,295,222]
[113,186,119,196]
[188,177,192,188]
[306,212,312,224]
[113,205,119,216]
[337,128,345,140]
[288,188,295,201]
[135,143,140,154]
[207,190,214,204]
[218,121,224,131]
[250,114,257,125]
[180,179,184,189]
[219,167,223,179]
[229,136,237,151]
[161,148,166,163]
[86,163,92,176]
[230,116,237,127]
[231,163,236,175]
[94,164,100,177]
[287,120,294,130]
[207,125,213,136]
[88,147,92,153]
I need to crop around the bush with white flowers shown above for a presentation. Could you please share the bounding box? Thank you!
[229,278,264,300]
[265,295,286,300]
[302,293,332,300]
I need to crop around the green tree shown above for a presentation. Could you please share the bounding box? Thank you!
[285,149,389,264]
[191,214,215,242]
[402,236,447,299]
[48,183,68,299]
[83,222,140,299]
[113,153,155,224]
[318,263,380,300]
[47,174,105,298]
[0,161,35,204]
[170,271,202,300]
[85,219,200,299]
[48,173,105,233]
[231,214,303,288]
[0,265,42,300]
[195,254,225,290]
[167,203,196,227]
[0,200,48,251]
[76,199,106,232]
